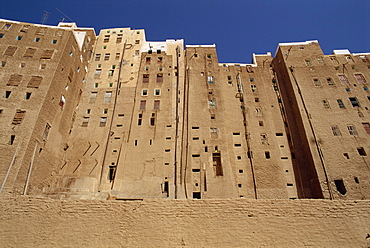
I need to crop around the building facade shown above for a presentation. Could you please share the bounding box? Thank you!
[0,19,369,200]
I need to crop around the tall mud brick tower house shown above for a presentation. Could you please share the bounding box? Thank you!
[1,18,370,247]
[0,19,369,200]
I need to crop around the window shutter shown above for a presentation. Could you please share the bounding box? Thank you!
[27,76,43,88]
[40,49,54,59]
[23,48,36,57]
[4,46,17,56]
[7,74,23,86]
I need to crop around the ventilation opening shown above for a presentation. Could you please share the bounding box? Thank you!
[193,192,201,199]
[354,177,359,184]
[192,169,200,172]
[334,179,347,195]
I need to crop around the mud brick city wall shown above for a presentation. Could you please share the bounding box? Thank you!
[0,196,369,247]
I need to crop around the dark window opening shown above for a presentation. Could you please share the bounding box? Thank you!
[5,91,11,98]
[150,117,155,126]
[259,121,264,126]
[192,169,200,172]
[25,92,31,99]
[265,151,271,159]
[192,126,199,129]
[134,140,138,146]
[204,146,208,152]
[10,135,15,145]
[276,133,283,136]
[193,192,201,199]
[109,166,117,182]
[163,181,169,196]
[357,147,367,156]
[334,179,347,195]
[237,156,241,160]
[287,183,294,186]
[233,132,240,135]
[354,177,359,184]
[234,144,241,147]
[343,153,350,159]
[239,169,243,173]
[138,119,142,125]
[349,97,360,108]
[192,154,200,157]
[238,184,242,188]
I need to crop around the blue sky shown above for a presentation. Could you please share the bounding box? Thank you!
[1,0,369,63]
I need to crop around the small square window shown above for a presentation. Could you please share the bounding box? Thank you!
[16,36,22,40]
[51,40,57,44]
[142,89,148,96]
[34,37,41,42]
[154,89,160,96]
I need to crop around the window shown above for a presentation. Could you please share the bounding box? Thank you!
[4,91,11,98]
[142,89,148,96]
[255,108,262,116]
[250,78,255,82]
[2,24,11,30]
[331,125,341,136]
[104,53,110,60]
[143,74,149,83]
[322,99,330,109]
[89,92,97,103]
[156,73,163,83]
[305,59,312,66]
[135,40,140,44]
[313,78,321,86]
[154,89,160,96]
[251,85,257,92]
[100,117,107,127]
[338,75,349,84]
[95,69,101,75]
[23,48,36,57]
[140,100,146,110]
[0,33,3,38]
[104,91,112,103]
[157,57,163,63]
[115,53,120,59]
[208,99,216,109]
[51,39,57,44]
[59,95,66,108]
[354,74,366,84]
[12,110,26,125]
[337,99,346,109]
[207,76,214,84]
[348,97,360,108]
[357,147,367,156]
[135,50,139,56]
[146,57,151,64]
[16,36,22,40]
[265,151,271,159]
[27,76,42,88]
[317,57,325,65]
[327,78,335,86]
[95,54,101,61]
[103,109,108,114]
[108,70,114,76]
[116,34,122,43]
[103,35,110,43]
[7,74,23,86]
[210,128,217,133]
[362,123,370,134]
[138,114,142,125]
[42,123,51,140]
[347,125,358,135]
[25,92,31,99]
[154,100,160,110]
[40,49,54,59]
[4,46,17,56]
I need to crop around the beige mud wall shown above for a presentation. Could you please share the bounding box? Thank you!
[0,196,369,247]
